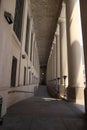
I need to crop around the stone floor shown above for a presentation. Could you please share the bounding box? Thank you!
[0,85,87,130]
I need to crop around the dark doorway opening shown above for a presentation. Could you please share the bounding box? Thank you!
[40,66,46,85]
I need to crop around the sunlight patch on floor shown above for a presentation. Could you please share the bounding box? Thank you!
[42,97,62,102]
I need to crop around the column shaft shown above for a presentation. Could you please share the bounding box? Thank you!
[60,21,68,84]
[56,28,60,79]
[80,0,87,112]
[66,0,84,103]
[53,43,57,80]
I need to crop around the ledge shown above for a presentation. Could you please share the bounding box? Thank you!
[8,90,34,94]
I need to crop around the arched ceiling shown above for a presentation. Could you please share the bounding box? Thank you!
[30,0,62,66]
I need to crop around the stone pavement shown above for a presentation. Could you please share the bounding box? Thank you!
[0,85,87,130]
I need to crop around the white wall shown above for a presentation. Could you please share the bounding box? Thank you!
[0,0,40,116]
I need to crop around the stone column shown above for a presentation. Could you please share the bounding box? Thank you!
[59,19,68,97]
[54,42,57,80]
[59,2,68,97]
[80,0,87,113]
[59,20,68,83]
[46,61,48,83]
[48,59,50,81]
[66,0,84,104]
[48,54,51,82]
[51,48,54,81]
[48,58,50,81]
[56,25,60,79]
[56,25,61,95]
[52,42,56,82]
[50,54,52,81]
[48,53,52,86]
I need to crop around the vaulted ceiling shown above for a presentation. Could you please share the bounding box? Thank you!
[30,0,62,66]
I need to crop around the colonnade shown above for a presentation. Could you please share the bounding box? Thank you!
[47,0,85,107]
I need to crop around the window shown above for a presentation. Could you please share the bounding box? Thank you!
[11,56,17,87]
[24,67,26,85]
[25,16,30,54]
[30,33,33,61]
[13,0,24,41]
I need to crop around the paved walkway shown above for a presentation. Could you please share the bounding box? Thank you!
[0,85,87,130]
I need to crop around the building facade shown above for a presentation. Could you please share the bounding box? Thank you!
[0,0,40,116]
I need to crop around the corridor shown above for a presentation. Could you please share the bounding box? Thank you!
[0,85,87,130]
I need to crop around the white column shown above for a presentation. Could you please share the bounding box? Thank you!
[47,59,50,82]
[66,0,84,103]
[80,0,87,112]
[51,50,53,81]
[56,25,60,79]
[48,55,51,81]
[59,2,68,84]
[59,20,68,82]
[58,2,68,97]
[52,42,56,85]
[52,43,56,80]
[59,20,68,96]
[56,25,61,94]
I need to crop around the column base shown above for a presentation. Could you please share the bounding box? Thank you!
[67,86,84,104]
[59,85,65,98]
